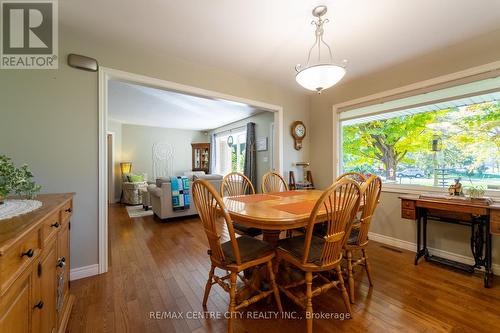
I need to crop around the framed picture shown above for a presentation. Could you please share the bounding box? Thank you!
[256,137,268,151]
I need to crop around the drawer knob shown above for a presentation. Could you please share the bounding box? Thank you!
[65,208,72,213]
[21,248,35,258]
[34,301,44,309]
[57,257,66,268]
[51,222,60,228]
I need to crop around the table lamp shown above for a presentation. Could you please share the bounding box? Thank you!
[120,162,132,175]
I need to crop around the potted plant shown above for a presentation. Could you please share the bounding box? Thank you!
[466,185,485,200]
[0,155,41,204]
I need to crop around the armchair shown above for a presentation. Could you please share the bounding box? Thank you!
[121,173,148,205]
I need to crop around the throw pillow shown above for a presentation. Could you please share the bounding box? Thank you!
[128,174,144,182]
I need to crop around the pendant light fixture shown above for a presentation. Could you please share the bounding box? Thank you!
[295,5,346,93]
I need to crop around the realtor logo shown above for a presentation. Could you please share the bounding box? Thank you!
[1,0,58,69]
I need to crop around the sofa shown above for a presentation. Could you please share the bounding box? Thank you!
[148,172,223,220]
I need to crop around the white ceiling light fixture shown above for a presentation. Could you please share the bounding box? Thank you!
[295,5,347,93]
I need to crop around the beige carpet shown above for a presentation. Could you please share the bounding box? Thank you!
[126,205,153,218]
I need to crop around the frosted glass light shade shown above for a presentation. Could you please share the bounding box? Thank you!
[296,64,346,93]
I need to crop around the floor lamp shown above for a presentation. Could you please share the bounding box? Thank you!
[120,162,132,203]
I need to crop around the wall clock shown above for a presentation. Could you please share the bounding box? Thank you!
[291,121,306,150]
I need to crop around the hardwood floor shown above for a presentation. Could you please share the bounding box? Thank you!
[67,204,500,333]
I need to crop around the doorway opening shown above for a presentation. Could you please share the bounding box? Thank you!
[98,67,284,274]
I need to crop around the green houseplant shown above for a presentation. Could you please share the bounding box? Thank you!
[0,155,41,203]
[466,185,485,200]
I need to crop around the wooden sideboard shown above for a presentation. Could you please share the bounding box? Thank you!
[0,193,75,333]
[400,194,500,288]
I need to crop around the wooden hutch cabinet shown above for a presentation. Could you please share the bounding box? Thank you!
[191,143,211,173]
[0,194,74,333]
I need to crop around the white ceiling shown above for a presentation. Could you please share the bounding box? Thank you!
[62,1,500,91]
[108,80,264,130]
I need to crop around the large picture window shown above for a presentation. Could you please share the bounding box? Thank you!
[340,91,500,191]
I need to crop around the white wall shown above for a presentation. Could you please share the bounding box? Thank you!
[121,124,207,178]
[0,17,310,270]
[209,112,275,191]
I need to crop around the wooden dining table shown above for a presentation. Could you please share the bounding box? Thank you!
[222,190,324,300]
[223,190,325,245]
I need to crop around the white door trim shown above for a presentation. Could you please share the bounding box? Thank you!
[98,67,284,274]
[106,131,115,204]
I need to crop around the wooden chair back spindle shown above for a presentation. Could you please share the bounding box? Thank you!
[221,172,255,197]
[354,175,382,247]
[192,179,242,265]
[303,180,361,266]
[336,171,368,185]
[261,171,289,193]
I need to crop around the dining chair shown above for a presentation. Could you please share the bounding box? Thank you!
[192,179,283,333]
[336,171,368,184]
[344,175,382,303]
[274,179,362,333]
[221,172,256,196]
[262,170,294,237]
[311,172,368,239]
[220,172,262,237]
[261,171,289,193]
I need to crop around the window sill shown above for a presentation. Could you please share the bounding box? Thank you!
[381,183,500,200]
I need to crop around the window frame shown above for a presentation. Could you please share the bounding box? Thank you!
[333,61,500,198]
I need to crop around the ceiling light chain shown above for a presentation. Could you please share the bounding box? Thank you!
[298,13,332,70]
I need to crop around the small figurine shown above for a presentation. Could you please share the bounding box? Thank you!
[448,178,463,196]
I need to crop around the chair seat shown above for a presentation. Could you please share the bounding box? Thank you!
[233,222,263,237]
[221,236,273,264]
[277,235,325,265]
[347,227,360,245]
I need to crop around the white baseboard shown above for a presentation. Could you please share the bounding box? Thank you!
[368,232,499,275]
[70,264,99,281]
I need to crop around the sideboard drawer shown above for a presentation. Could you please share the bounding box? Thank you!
[491,209,500,222]
[60,200,73,226]
[0,229,41,292]
[0,268,31,332]
[401,200,416,210]
[491,210,500,235]
[491,221,500,235]
[402,208,416,220]
[41,211,60,244]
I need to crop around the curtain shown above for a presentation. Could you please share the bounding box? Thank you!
[244,122,257,189]
[210,133,216,174]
